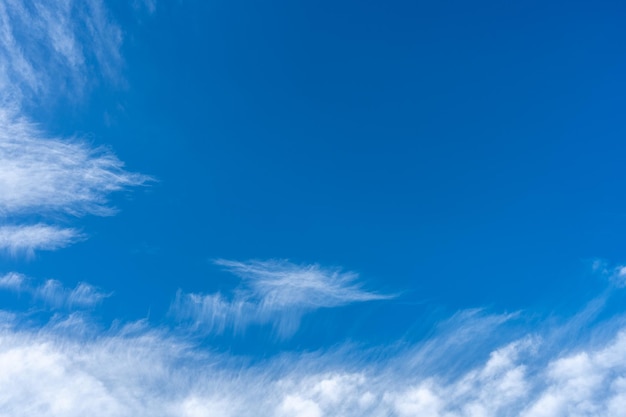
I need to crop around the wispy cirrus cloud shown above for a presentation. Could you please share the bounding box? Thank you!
[0,224,82,257]
[0,109,150,256]
[170,259,393,337]
[0,109,150,218]
[0,272,109,309]
[0,272,26,290]
[0,0,123,105]
[0,1,150,258]
[1,295,626,416]
[215,259,393,308]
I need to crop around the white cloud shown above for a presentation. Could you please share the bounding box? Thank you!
[611,265,626,288]
[0,0,123,104]
[34,280,110,309]
[0,107,150,255]
[0,224,82,257]
[0,109,150,217]
[0,273,109,309]
[586,259,626,289]
[215,259,392,308]
[0,272,26,290]
[0,2,149,256]
[0,305,626,416]
[277,395,322,417]
[170,259,393,337]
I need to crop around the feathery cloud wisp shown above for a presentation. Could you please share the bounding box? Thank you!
[0,224,82,257]
[0,273,109,309]
[0,107,150,256]
[171,259,393,337]
[0,1,150,257]
[215,259,392,308]
[0,110,150,217]
[34,280,110,309]
[0,0,123,104]
[0,272,26,291]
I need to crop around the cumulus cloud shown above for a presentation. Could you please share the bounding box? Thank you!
[0,304,626,416]
[170,259,393,337]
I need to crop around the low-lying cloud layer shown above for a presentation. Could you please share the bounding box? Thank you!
[0,303,625,417]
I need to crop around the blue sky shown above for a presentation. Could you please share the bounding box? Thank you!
[1,0,626,415]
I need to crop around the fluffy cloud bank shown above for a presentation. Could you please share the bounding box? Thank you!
[0,303,625,417]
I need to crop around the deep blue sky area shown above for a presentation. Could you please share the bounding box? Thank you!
[18,0,626,349]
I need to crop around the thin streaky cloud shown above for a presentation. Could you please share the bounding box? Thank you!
[66,282,112,308]
[0,109,151,218]
[171,259,393,337]
[214,259,393,308]
[0,272,26,291]
[171,291,259,335]
[0,108,150,256]
[0,273,109,309]
[0,224,81,257]
[0,0,123,105]
[35,280,110,309]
